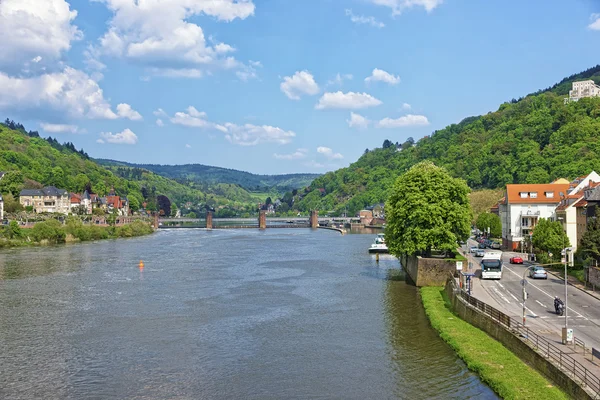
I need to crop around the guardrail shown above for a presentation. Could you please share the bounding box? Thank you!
[450,278,600,398]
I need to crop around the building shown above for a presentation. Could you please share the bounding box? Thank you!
[499,183,570,251]
[0,193,3,220]
[19,186,70,214]
[567,80,600,102]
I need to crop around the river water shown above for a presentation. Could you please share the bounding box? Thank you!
[0,229,496,399]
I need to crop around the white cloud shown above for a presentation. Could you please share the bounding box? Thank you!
[185,144,192,148]
[40,123,79,133]
[99,128,138,144]
[376,114,430,128]
[153,108,167,117]
[327,73,353,86]
[401,102,412,110]
[368,0,443,16]
[223,123,295,146]
[170,107,211,128]
[273,148,308,160]
[345,9,385,28]
[156,119,164,127]
[317,146,344,160]
[365,68,400,85]
[0,67,122,120]
[589,13,600,30]
[315,91,382,110]
[347,112,370,129]
[116,103,143,120]
[280,71,320,100]
[0,0,82,74]
[236,60,261,81]
[91,0,255,79]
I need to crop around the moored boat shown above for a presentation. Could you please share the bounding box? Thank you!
[368,233,389,253]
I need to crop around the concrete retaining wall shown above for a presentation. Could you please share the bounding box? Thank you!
[444,282,593,400]
[401,255,456,286]
[589,267,600,289]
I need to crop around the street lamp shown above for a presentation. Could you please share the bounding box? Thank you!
[522,267,528,326]
[557,216,570,344]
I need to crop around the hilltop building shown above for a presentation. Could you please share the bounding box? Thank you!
[19,186,70,214]
[567,80,600,102]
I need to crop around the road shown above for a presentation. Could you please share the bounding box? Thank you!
[464,239,600,351]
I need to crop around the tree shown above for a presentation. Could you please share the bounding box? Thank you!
[2,193,23,213]
[531,218,570,260]
[0,171,24,197]
[128,197,140,212]
[187,211,197,218]
[579,217,600,263]
[265,196,272,205]
[156,195,171,216]
[475,212,502,238]
[386,161,472,257]
[382,139,393,149]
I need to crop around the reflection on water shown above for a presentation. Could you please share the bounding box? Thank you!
[0,229,495,399]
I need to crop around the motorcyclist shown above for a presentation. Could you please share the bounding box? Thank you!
[554,296,564,314]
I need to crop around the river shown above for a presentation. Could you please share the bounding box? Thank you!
[0,229,497,399]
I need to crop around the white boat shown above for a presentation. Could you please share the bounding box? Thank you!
[368,233,389,253]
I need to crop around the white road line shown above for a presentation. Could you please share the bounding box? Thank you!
[535,300,546,308]
[508,292,519,302]
[526,308,538,317]
[494,288,511,304]
[497,282,505,288]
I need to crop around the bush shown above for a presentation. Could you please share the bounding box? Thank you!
[31,219,66,243]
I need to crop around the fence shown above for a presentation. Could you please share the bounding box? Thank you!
[449,278,600,398]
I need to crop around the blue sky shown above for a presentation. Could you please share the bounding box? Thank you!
[1,0,599,174]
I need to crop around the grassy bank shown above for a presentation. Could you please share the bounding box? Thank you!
[420,287,567,400]
[0,218,154,248]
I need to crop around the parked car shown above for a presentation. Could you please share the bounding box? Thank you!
[509,256,523,264]
[478,242,486,249]
[529,266,548,279]
[470,246,478,253]
[491,242,501,249]
[475,249,485,257]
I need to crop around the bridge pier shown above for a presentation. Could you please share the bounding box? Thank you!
[310,210,318,229]
[259,211,266,229]
[206,211,213,230]
[153,213,159,230]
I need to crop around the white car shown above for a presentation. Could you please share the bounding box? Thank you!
[475,249,485,257]
[470,246,478,253]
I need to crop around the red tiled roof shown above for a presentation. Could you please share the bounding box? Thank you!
[506,184,570,204]
[573,198,588,208]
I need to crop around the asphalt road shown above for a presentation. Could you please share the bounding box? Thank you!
[464,239,600,350]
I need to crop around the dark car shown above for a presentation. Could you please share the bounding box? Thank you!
[478,242,486,249]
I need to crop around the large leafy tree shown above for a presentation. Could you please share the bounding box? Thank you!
[531,218,570,259]
[385,161,472,257]
[579,217,600,263]
[476,212,502,238]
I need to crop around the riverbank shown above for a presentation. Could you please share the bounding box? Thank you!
[0,218,154,248]
[420,287,567,400]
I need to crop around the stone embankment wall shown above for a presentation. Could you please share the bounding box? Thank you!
[444,281,593,400]
[588,267,600,289]
[401,255,456,286]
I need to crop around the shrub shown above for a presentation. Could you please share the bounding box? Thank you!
[31,219,66,243]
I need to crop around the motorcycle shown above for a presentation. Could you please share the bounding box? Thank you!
[555,302,564,316]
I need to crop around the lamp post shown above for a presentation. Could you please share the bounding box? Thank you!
[522,268,528,326]
[557,216,570,344]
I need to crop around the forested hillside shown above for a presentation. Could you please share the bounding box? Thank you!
[96,159,320,193]
[295,66,600,216]
[0,121,206,211]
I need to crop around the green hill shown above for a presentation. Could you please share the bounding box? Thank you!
[95,159,320,193]
[0,120,207,212]
[295,65,600,216]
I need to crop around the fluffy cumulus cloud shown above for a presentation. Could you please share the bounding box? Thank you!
[280,71,320,100]
[401,102,412,110]
[315,91,382,110]
[40,123,79,133]
[98,128,138,144]
[368,0,443,16]
[317,146,344,160]
[589,14,600,30]
[0,67,131,120]
[156,119,165,127]
[345,9,385,28]
[365,68,400,85]
[273,148,308,160]
[116,103,143,120]
[347,112,370,129]
[90,0,257,78]
[377,114,429,128]
[168,106,296,146]
[0,0,82,74]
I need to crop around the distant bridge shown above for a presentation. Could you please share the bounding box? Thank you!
[156,212,363,232]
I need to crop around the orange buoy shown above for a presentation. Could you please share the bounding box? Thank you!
[138,260,145,269]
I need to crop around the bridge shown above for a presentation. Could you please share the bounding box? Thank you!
[156,211,363,231]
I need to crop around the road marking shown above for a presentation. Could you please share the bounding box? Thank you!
[494,288,511,304]
[535,300,547,308]
[508,292,519,302]
[498,282,505,288]
[526,307,538,317]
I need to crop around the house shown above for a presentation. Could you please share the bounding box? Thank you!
[372,203,385,219]
[0,193,3,220]
[567,80,600,102]
[106,195,129,215]
[19,186,70,214]
[499,183,570,251]
[359,209,374,226]
[555,192,585,263]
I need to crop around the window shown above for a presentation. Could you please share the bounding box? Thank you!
[545,192,554,198]
[520,192,528,198]
[530,192,538,198]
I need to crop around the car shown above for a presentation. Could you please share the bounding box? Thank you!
[475,249,485,257]
[529,266,548,279]
[470,246,478,253]
[510,256,523,264]
[491,242,501,249]
[478,242,486,249]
